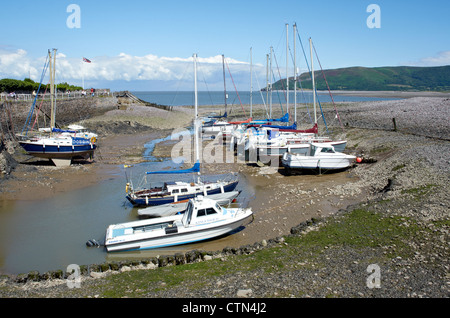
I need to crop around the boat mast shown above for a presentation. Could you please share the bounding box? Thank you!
[222,54,227,115]
[53,49,57,128]
[309,38,317,126]
[193,53,200,167]
[286,23,289,118]
[293,23,297,123]
[269,46,273,118]
[49,49,57,129]
[266,53,269,117]
[250,47,253,118]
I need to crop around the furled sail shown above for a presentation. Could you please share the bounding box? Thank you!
[146,160,200,175]
[250,113,289,124]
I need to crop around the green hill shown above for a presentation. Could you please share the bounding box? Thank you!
[268,65,450,92]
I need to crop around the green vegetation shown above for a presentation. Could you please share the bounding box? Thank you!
[0,78,82,93]
[401,184,437,201]
[269,65,450,91]
[285,208,422,257]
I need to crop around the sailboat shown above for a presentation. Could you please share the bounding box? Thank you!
[17,49,97,167]
[126,53,239,207]
[282,37,352,171]
[252,28,347,161]
[201,54,254,138]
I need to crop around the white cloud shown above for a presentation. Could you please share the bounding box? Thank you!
[405,51,450,67]
[0,48,39,79]
[0,48,264,90]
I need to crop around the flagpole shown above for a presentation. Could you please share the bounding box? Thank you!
[81,58,84,90]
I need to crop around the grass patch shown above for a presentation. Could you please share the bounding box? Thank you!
[392,164,405,171]
[401,184,437,200]
[371,145,392,154]
[285,208,424,259]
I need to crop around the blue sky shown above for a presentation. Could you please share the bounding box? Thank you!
[1,0,449,90]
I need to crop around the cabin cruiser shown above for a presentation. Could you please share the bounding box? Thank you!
[105,196,253,252]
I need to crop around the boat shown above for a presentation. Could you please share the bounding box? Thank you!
[250,35,347,162]
[18,133,97,167]
[105,196,253,252]
[126,175,239,207]
[17,49,97,167]
[281,142,356,172]
[125,53,239,207]
[137,190,240,218]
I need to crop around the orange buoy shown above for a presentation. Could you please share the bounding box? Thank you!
[356,157,363,163]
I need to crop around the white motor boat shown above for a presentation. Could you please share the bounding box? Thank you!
[281,143,356,172]
[137,190,241,218]
[105,196,253,252]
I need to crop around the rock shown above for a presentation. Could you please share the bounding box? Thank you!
[120,266,131,272]
[27,271,40,282]
[90,271,105,278]
[174,253,186,265]
[146,262,158,270]
[237,289,253,298]
[185,250,204,263]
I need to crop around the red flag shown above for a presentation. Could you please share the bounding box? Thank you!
[83,57,91,63]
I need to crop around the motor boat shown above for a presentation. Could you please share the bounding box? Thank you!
[281,142,356,172]
[105,196,253,252]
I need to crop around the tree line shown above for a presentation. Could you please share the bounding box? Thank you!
[0,78,83,93]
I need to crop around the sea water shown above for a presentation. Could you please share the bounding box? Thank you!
[133,90,398,107]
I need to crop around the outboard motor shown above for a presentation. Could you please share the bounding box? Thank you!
[86,239,101,247]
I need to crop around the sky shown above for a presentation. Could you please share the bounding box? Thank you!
[1,0,449,91]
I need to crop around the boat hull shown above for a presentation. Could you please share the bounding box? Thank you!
[19,141,96,160]
[256,140,347,159]
[281,154,356,170]
[127,180,239,207]
[105,212,252,252]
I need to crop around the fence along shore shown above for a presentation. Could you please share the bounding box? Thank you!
[1,89,111,102]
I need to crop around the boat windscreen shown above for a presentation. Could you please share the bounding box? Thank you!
[182,201,194,226]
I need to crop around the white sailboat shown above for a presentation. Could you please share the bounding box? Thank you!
[18,49,97,167]
[252,31,347,161]
[282,37,354,172]
[126,54,239,207]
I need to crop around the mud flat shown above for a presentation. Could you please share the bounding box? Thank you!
[0,96,448,298]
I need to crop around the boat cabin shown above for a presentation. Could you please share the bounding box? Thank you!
[306,143,337,156]
[181,196,228,227]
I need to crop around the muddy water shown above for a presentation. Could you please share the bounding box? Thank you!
[0,134,363,275]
